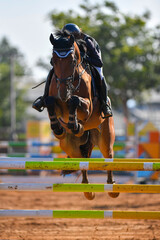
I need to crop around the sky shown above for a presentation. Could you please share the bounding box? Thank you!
[0,0,160,80]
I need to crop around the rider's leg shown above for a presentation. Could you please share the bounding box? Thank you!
[32,68,54,112]
[95,67,112,118]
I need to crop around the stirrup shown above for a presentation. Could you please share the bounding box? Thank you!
[32,96,45,112]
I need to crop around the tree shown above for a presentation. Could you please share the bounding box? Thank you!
[48,0,160,121]
[0,37,30,138]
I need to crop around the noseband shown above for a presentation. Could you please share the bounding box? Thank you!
[53,47,86,93]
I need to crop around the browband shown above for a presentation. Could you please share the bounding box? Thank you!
[53,49,74,58]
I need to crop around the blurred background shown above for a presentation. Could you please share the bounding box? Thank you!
[0,1,160,179]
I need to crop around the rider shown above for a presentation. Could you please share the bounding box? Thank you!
[32,23,112,118]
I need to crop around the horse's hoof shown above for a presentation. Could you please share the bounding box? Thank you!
[84,192,95,200]
[108,192,120,198]
[107,180,120,198]
[53,129,66,140]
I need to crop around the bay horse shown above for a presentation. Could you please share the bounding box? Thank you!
[45,31,119,200]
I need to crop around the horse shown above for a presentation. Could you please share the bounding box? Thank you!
[45,30,119,200]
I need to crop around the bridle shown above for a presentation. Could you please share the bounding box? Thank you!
[53,46,87,93]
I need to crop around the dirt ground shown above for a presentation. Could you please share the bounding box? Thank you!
[0,175,160,240]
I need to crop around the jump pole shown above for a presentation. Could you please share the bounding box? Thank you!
[0,183,160,193]
[0,160,160,171]
[56,158,160,163]
[1,157,160,163]
[0,210,160,219]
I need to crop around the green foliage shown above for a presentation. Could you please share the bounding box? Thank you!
[0,37,29,128]
[48,0,160,115]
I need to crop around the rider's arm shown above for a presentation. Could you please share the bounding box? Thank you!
[85,38,103,67]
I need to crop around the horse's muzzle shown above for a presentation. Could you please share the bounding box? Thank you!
[58,87,72,102]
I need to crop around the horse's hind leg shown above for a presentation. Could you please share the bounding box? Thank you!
[60,131,95,200]
[80,131,95,200]
[82,170,95,200]
[97,117,119,198]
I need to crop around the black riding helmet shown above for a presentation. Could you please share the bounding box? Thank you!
[62,23,81,35]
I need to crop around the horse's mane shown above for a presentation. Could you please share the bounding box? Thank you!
[54,29,87,56]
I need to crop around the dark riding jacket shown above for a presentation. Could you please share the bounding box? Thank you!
[84,34,103,68]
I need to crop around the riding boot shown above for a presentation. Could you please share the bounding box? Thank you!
[99,77,113,118]
[32,68,54,112]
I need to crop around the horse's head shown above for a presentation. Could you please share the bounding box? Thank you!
[50,32,82,102]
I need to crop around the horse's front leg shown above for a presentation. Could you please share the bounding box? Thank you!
[67,95,90,137]
[45,96,66,139]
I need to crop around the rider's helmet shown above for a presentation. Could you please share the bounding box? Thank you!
[62,23,81,35]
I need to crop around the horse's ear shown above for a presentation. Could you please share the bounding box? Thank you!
[50,34,55,45]
[70,35,75,45]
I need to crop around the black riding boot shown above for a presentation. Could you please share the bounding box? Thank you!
[32,68,54,112]
[99,77,112,118]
